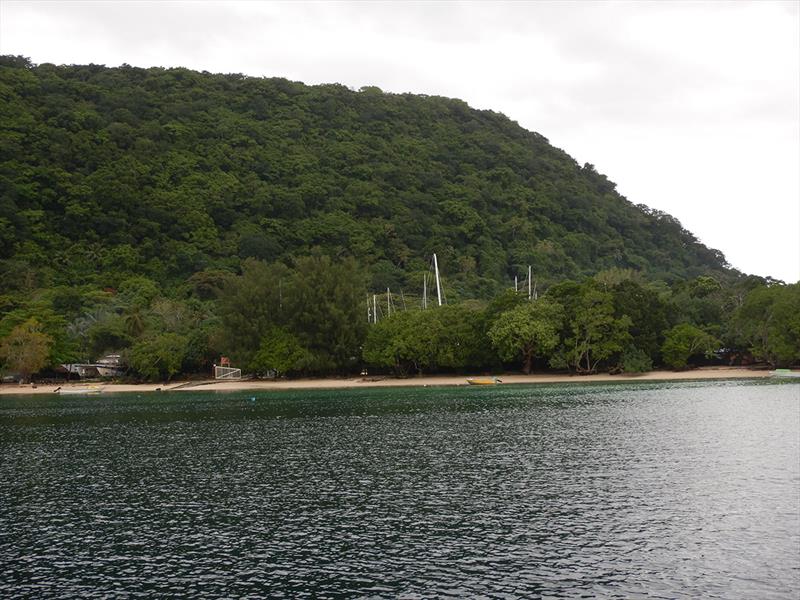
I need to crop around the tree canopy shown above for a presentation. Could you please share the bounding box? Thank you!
[0,57,734,299]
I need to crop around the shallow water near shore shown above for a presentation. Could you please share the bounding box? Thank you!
[1,379,798,598]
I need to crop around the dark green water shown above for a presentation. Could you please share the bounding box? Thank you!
[1,379,798,598]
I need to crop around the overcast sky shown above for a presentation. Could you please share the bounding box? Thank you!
[2,0,798,282]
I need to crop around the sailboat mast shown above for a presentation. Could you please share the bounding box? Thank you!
[514,275,518,292]
[528,265,532,300]
[373,294,377,323]
[433,253,442,306]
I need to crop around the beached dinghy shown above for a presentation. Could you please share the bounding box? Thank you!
[466,377,502,385]
[56,385,104,395]
[769,369,800,379]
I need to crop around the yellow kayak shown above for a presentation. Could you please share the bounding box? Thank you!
[466,377,502,385]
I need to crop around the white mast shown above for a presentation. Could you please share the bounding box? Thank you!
[514,275,518,292]
[528,265,532,300]
[367,295,371,324]
[373,294,377,323]
[433,253,442,306]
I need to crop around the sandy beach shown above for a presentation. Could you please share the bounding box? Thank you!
[0,366,776,396]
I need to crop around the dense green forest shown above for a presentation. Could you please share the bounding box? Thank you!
[0,56,797,381]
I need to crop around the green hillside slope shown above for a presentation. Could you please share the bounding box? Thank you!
[0,56,729,297]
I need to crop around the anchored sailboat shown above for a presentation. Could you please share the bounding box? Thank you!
[513,265,538,300]
[367,253,445,322]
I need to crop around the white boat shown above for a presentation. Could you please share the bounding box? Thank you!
[769,369,800,379]
[466,377,502,385]
[56,385,104,395]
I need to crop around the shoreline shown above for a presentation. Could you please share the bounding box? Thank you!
[0,366,777,396]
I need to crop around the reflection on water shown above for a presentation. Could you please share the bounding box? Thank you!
[1,380,798,598]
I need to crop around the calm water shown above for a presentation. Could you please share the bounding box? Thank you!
[1,379,798,598]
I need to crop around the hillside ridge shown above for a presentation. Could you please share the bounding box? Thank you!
[0,55,731,297]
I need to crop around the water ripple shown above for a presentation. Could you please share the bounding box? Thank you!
[1,380,798,598]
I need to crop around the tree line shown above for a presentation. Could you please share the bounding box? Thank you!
[1,260,797,382]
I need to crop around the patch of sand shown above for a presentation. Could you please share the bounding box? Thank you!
[0,366,773,396]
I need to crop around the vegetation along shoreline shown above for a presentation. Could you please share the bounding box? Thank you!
[0,57,797,383]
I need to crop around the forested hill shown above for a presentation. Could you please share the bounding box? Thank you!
[0,56,730,296]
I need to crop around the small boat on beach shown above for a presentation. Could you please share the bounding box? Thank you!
[56,385,104,395]
[466,377,502,385]
[769,369,800,379]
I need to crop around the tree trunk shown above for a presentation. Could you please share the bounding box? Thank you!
[523,349,533,374]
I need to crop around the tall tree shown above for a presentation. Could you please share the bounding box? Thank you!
[362,309,444,375]
[551,285,632,373]
[217,259,289,367]
[287,255,367,373]
[0,318,53,381]
[730,283,800,366]
[489,299,564,374]
[250,327,311,377]
[128,333,188,382]
[607,279,671,363]
[661,323,721,370]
